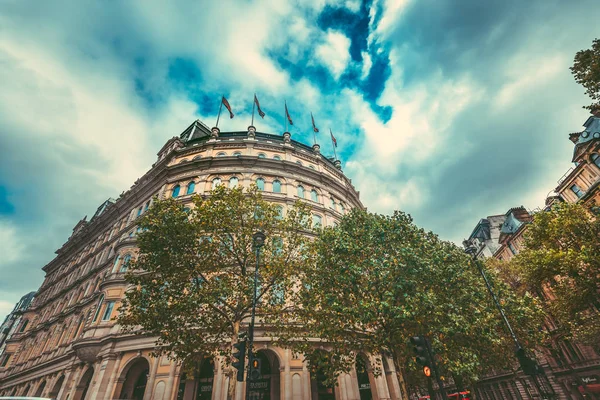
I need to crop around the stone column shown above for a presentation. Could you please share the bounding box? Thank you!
[144,356,161,400]
[86,357,108,400]
[282,349,292,400]
[163,361,178,400]
[65,364,84,400]
[302,361,311,400]
[103,352,123,400]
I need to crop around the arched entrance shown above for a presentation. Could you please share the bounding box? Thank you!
[248,350,281,400]
[118,357,150,400]
[34,380,47,397]
[356,355,373,400]
[73,367,94,400]
[176,357,215,400]
[49,375,65,398]
[309,351,337,400]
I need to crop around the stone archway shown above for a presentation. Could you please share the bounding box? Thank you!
[116,357,150,400]
[175,357,215,400]
[73,367,94,400]
[309,351,337,400]
[356,355,374,400]
[248,349,281,400]
[49,374,65,398]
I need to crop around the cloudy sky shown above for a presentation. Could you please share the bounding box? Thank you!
[0,0,598,321]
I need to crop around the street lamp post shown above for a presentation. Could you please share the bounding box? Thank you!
[246,231,266,399]
[463,241,556,399]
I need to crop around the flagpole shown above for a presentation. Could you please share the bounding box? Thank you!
[251,94,256,126]
[311,112,317,145]
[284,100,288,132]
[216,95,224,127]
[330,128,338,160]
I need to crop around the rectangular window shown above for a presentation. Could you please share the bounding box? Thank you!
[0,353,12,367]
[570,184,585,198]
[508,242,518,255]
[102,301,115,321]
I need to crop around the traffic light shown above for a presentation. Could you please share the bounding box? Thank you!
[248,357,262,381]
[232,338,247,382]
[410,336,432,371]
[516,348,539,376]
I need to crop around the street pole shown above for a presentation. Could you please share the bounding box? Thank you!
[463,242,556,399]
[246,231,265,400]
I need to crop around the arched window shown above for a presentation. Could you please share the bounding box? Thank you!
[275,206,284,220]
[258,153,266,159]
[136,206,143,217]
[112,255,120,272]
[193,155,202,161]
[212,178,222,189]
[216,152,226,157]
[92,294,105,322]
[297,185,305,198]
[296,160,303,166]
[186,182,195,195]
[273,155,281,160]
[120,254,131,273]
[272,180,281,193]
[143,200,150,212]
[312,214,322,227]
[330,197,336,210]
[229,177,239,188]
[233,151,242,157]
[593,154,600,169]
[309,164,315,170]
[171,185,181,198]
[256,178,265,191]
[311,189,318,202]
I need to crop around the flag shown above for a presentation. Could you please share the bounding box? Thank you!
[311,112,319,133]
[285,101,293,126]
[330,129,337,147]
[222,96,234,119]
[254,94,265,118]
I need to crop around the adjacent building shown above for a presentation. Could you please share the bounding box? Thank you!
[0,121,405,400]
[464,112,600,400]
[0,292,36,363]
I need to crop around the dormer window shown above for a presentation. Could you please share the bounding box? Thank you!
[570,184,584,199]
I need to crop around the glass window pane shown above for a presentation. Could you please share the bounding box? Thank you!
[312,214,322,227]
[256,178,265,191]
[212,178,221,189]
[217,152,226,157]
[273,155,281,160]
[297,185,304,198]
[273,180,281,193]
[229,177,239,188]
[102,301,115,321]
[171,185,180,198]
[593,154,600,168]
[258,153,266,159]
[186,182,195,195]
[311,190,318,202]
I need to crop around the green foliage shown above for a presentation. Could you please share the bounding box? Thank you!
[118,185,313,373]
[571,38,600,111]
[510,202,600,347]
[270,209,544,386]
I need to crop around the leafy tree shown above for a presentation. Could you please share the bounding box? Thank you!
[118,185,313,399]
[270,209,544,390]
[510,202,600,348]
[571,38,600,111]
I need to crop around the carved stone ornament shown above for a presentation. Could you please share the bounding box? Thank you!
[283,132,291,143]
[247,126,256,138]
[211,127,220,138]
[312,143,321,154]
[74,342,103,363]
[334,160,342,170]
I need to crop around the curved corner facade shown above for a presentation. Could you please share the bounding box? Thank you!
[0,121,405,400]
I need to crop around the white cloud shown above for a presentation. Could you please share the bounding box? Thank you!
[361,51,373,79]
[0,220,24,267]
[316,31,352,79]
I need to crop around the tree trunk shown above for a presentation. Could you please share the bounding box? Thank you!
[227,322,241,400]
[391,350,411,400]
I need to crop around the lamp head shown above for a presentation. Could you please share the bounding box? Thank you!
[253,231,266,248]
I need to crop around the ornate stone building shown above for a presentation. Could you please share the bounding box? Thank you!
[0,120,404,400]
[464,111,600,399]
